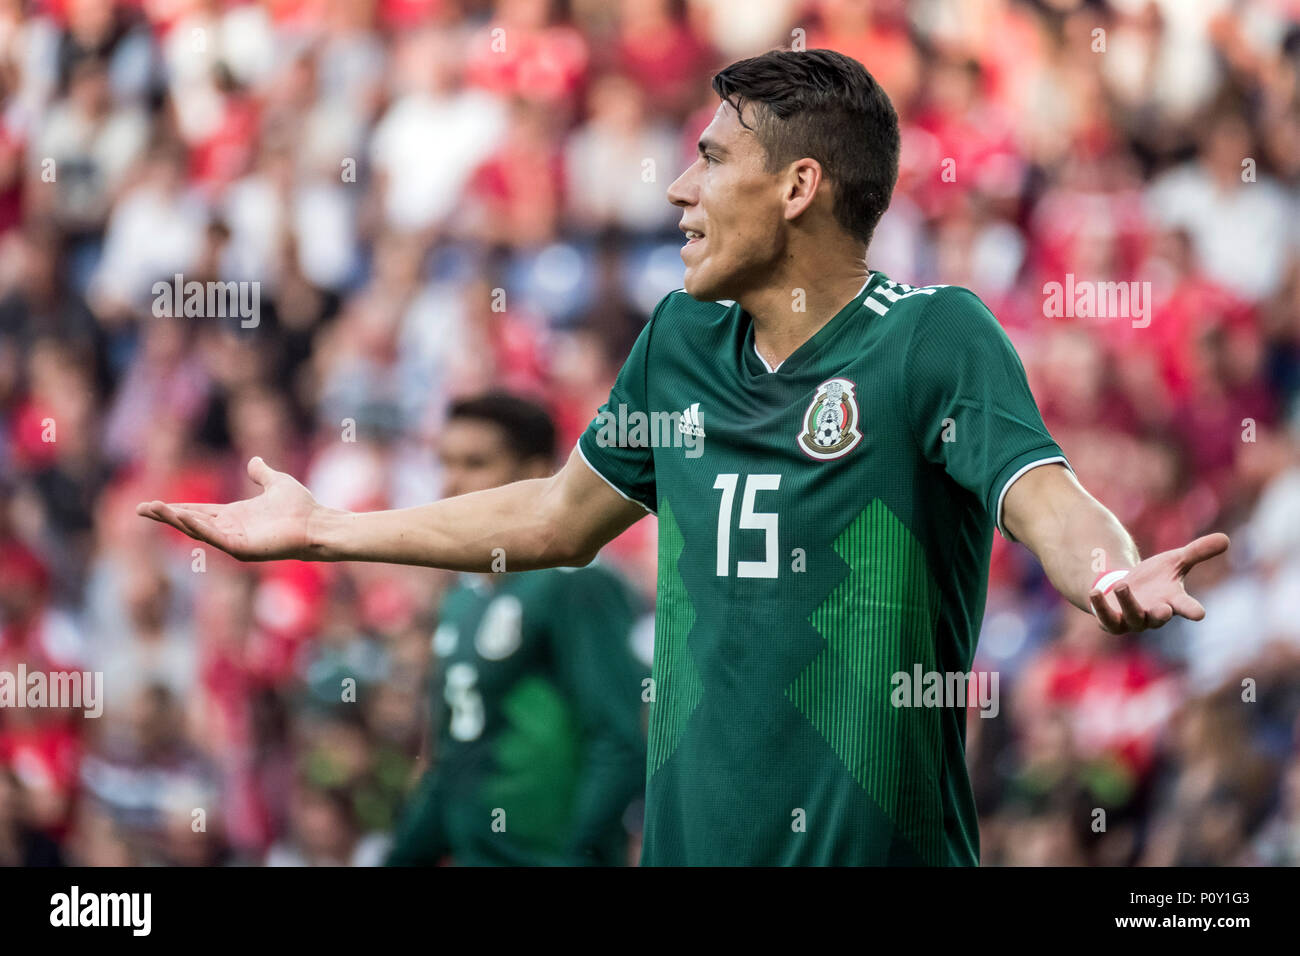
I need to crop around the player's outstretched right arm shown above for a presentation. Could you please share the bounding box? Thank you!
[136,448,647,572]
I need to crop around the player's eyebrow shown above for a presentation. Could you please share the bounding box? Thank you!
[697,137,728,157]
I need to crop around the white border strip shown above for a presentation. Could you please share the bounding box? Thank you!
[995,455,1070,541]
[575,441,656,515]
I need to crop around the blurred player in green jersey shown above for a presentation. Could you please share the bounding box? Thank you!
[385,393,648,866]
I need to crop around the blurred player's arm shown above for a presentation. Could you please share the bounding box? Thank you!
[137,448,646,572]
[550,568,649,865]
[1002,463,1229,634]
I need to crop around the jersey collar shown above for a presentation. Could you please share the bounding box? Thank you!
[740,273,880,379]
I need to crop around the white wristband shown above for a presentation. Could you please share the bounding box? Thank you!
[1093,569,1131,595]
[1090,569,1131,618]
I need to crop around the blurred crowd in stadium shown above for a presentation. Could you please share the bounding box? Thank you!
[0,0,1299,866]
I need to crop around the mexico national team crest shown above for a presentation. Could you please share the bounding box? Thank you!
[798,378,863,460]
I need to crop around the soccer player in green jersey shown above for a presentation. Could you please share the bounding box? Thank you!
[381,393,648,866]
[139,49,1229,866]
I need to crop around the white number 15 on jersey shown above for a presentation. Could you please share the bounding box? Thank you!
[713,473,781,578]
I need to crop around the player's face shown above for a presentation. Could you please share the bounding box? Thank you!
[438,420,544,498]
[668,100,788,302]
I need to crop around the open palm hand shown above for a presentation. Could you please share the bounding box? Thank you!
[1088,532,1230,633]
[137,457,320,562]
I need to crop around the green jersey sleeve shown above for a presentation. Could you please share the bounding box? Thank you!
[544,566,649,865]
[576,295,669,514]
[384,768,449,866]
[903,286,1070,541]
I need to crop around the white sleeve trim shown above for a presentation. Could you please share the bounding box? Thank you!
[995,455,1071,541]
[575,441,656,515]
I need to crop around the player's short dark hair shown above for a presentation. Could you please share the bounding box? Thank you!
[446,392,557,465]
[711,48,900,248]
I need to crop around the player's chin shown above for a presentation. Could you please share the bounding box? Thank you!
[682,265,727,303]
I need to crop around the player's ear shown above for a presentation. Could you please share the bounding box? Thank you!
[783,157,823,222]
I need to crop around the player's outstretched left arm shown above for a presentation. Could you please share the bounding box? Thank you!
[1002,464,1229,634]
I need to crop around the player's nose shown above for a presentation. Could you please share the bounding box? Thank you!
[667,165,696,207]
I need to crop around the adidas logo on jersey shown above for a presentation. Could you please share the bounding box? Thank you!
[677,402,706,438]
[592,403,704,458]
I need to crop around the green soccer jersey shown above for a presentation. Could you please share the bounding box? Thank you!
[577,272,1070,866]
[387,565,649,866]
